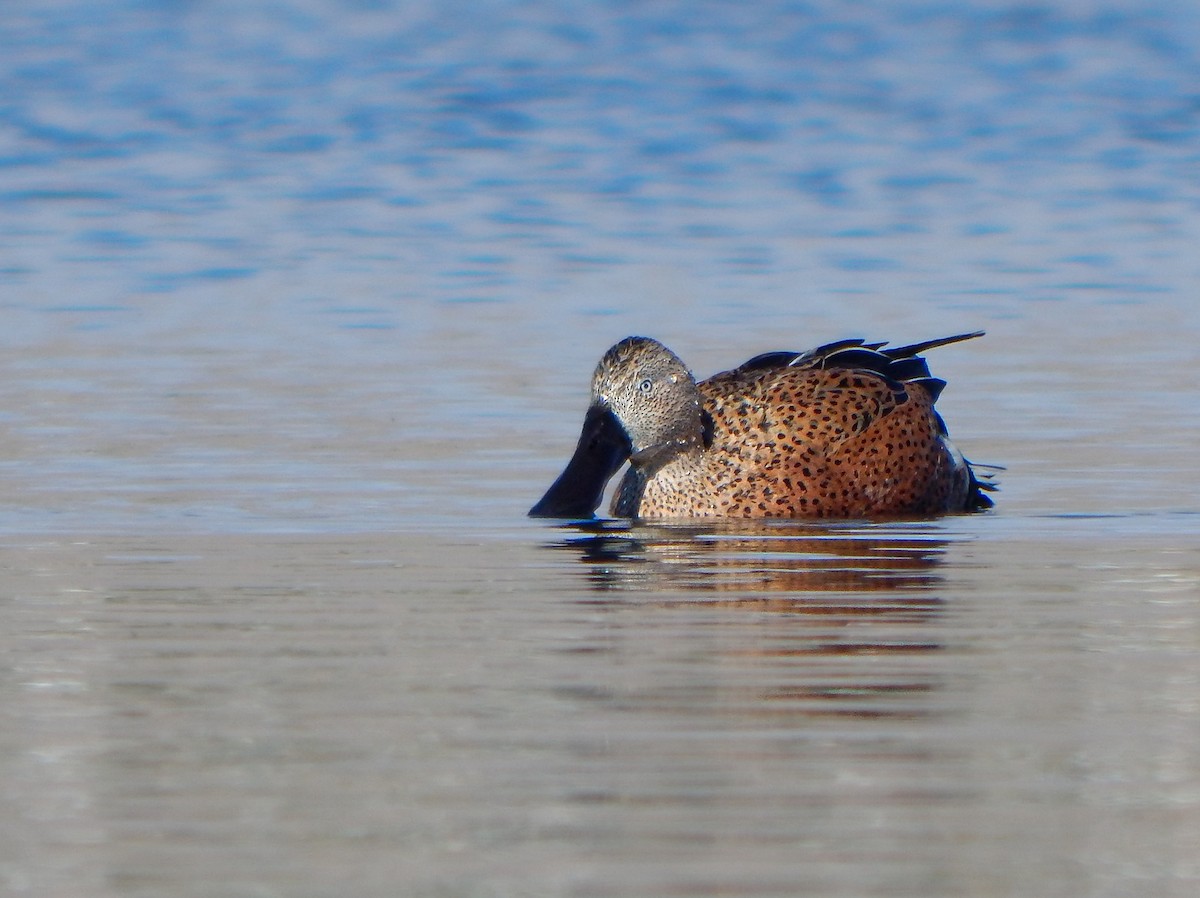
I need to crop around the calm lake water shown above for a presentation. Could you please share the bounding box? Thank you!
[2,1,1199,896]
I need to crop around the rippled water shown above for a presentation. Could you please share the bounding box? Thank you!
[2,1,1199,896]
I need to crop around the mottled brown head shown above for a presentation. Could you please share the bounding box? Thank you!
[529,336,704,518]
[590,337,704,461]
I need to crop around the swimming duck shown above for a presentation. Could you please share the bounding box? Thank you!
[529,332,994,519]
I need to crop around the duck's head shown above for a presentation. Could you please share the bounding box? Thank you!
[529,337,704,518]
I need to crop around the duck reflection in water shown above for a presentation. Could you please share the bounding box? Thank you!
[548,518,952,600]
[543,520,957,723]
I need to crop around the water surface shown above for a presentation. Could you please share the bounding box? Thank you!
[2,1,1199,896]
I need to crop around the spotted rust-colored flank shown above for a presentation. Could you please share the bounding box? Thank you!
[529,333,995,520]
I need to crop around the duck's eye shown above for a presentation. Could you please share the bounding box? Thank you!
[638,378,654,394]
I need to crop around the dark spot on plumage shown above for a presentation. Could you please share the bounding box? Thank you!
[700,409,715,448]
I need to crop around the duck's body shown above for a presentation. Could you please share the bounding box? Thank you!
[530,333,993,520]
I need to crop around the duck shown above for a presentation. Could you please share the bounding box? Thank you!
[529,331,994,520]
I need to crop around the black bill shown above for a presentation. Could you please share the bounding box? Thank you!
[529,404,632,518]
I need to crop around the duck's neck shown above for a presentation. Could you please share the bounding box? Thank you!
[611,444,706,518]
[636,392,706,464]
[629,415,705,473]
[629,437,693,471]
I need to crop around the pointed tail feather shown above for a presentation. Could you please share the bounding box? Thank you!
[883,331,985,360]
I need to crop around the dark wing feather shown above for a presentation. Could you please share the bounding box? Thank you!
[882,331,985,360]
[886,357,932,381]
[736,350,805,371]
[732,331,983,401]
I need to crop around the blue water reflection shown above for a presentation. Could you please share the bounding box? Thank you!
[2,0,1199,531]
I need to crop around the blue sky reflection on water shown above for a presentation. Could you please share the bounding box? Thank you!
[1,0,1199,529]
